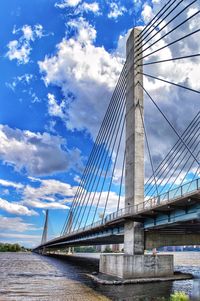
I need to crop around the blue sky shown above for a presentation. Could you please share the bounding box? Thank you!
[0,0,199,247]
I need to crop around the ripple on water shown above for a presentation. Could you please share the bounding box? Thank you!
[1,252,200,301]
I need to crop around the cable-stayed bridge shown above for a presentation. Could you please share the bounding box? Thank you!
[34,0,200,279]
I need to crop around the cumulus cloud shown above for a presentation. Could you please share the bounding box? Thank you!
[70,190,125,228]
[0,179,24,189]
[0,124,83,176]
[0,233,40,239]
[0,198,37,216]
[93,190,124,213]
[0,216,40,233]
[20,177,124,216]
[141,3,153,23]
[6,24,44,64]
[47,93,65,119]
[79,2,99,14]
[55,0,100,15]
[107,2,127,19]
[22,178,76,210]
[39,18,123,138]
[55,0,81,8]
[45,120,57,134]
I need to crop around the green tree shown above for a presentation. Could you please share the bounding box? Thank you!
[0,242,25,252]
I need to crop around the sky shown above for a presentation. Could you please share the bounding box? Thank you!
[0,0,199,247]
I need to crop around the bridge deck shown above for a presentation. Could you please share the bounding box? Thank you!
[34,179,200,251]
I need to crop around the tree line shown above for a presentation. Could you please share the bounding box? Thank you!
[0,243,28,252]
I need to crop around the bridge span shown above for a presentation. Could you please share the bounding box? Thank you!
[34,178,200,250]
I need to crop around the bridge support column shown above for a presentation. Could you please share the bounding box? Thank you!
[100,27,174,279]
[124,27,145,257]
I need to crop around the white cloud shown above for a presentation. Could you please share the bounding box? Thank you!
[22,199,69,210]
[0,233,40,239]
[115,28,131,57]
[6,73,30,88]
[74,175,81,183]
[108,2,126,19]
[0,198,37,216]
[47,93,65,119]
[21,25,35,41]
[13,24,43,41]
[0,216,40,233]
[141,3,153,23]
[39,18,123,138]
[82,2,99,13]
[22,178,76,210]
[2,189,10,196]
[45,120,57,134]
[0,179,23,189]
[0,232,41,248]
[0,124,83,176]
[73,191,125,227]
[77,2,99,14]
[55,0,81,8]
[22,176,118,217]
[67,17,97,43]
[6,40,31,64]
[55,0,100,15]
[6,24,44,64]
[93,191,124,213]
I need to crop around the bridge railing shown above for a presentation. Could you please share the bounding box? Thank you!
[68,178,199,237]
[101,178,200,224]
[140,178,200,211]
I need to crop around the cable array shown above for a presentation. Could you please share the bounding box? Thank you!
[59,0,200,237]
[136,0,200,200]
[61,64,126,235]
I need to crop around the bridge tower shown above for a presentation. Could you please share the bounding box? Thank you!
[41,209,49,253]
[100,28,174,279]
[124,27,145,256]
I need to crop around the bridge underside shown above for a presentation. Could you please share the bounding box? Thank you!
[34,189,200,252]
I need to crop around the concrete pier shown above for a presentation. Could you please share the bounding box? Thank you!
[100,27,174,279]
[100,254,174,279]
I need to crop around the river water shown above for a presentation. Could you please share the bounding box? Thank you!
[0,252,200,301]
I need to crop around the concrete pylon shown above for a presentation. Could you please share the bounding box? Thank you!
[100,28,174,279]
[124,28,144,255]
[41,209,49,245]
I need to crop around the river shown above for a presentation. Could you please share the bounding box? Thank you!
[0,252,200,300]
